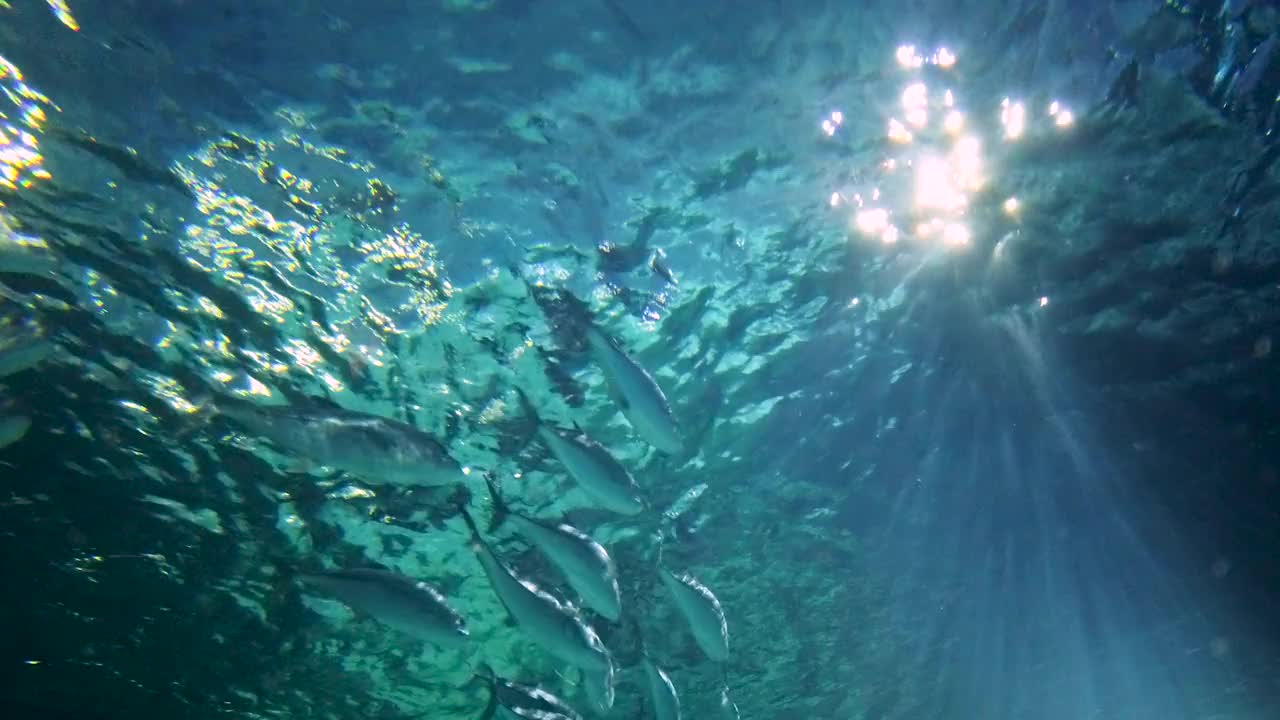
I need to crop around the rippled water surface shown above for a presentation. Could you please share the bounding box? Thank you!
[2,2,1280,718]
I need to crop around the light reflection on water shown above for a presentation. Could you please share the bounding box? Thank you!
[0,54,55,192]
[827,45,1076,256]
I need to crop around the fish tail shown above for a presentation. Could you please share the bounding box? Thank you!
[719,684,741,720]
[473,663,499,720]
[628,614,651,660]
[508,265,594,353]
[513,387,540,425]
[458,503,483,541]
[174,390,221,440]
[482,472,510,533]
[507,387,545,456]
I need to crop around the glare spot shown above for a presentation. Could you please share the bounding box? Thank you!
[902,83,928,127]
[462,466,473,476]
[942,223,970,247]
[1001,98,1026,140]
[1038,296,1049,307]
[1047,101,1074,127]
[933,47,957,68]
[44,0,79,31]
[887,118,913,144]
[854,208,890,235]
[952,136,983,191]
[916,218,945,239]
[943,90,955,107]
[245,376,272,397]
[896,44,924,68]
[914,157,966,212]
[829,191,841,208]
[1003,197,1020,215]
[881,225,901,244]
[119,400,152,416]
[319,372,344,393]
[943,110,965,135]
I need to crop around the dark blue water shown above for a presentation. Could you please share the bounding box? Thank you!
[2,1,1279,718]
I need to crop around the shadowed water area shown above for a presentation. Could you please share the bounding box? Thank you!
[2,1,1280,719]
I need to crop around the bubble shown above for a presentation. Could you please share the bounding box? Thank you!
[1253,336,1271,359]
[1210,637,1230,658]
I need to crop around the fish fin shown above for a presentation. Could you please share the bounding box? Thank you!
[483,473,510,533]
[457,503,484,542]
[513,387,540,424]
[307,394,345,410]
[174,392,221,440]
[473,664,499,720]
[509,265,594,352]
[602,376,630,411]
[627,614,651,659]
[281,457,316,475]
[500,387,542,457]
[719,685,741,720]
[553,666,580,687]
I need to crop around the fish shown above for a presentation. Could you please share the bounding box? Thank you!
[0,413,31,449]
[0,229,59,277]
[486,474,622,621]
[210,396,464,487]
[582,654,616,714]
[516,388,644,516]
[459,506,612,672]
[299,567,469,647]
[477,664,584,720]
[0,333,53,378]
[659,567,729,662]
[583,325,683,454]
[650,248,678,286]
[643,657,681,720]
[507,269,681,453]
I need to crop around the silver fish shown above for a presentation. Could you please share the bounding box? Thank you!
[487,474,622,621]
[478,664,584,720]
[643,658,681,720]
[300,568,468,647]
[0,333,53,378]
[582,653,616,714]
[0,229,58,277]
[517,389,644,515]
[584,325,682,454]
[216,399,464,487]
[461,507,611,672]
[0,413,31,449]
[660,567,729,662]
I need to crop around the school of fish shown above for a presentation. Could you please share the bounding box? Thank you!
[208,269,734,718]
[3,205,735,717]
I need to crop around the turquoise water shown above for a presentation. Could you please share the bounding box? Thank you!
[2,2,1280,718]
